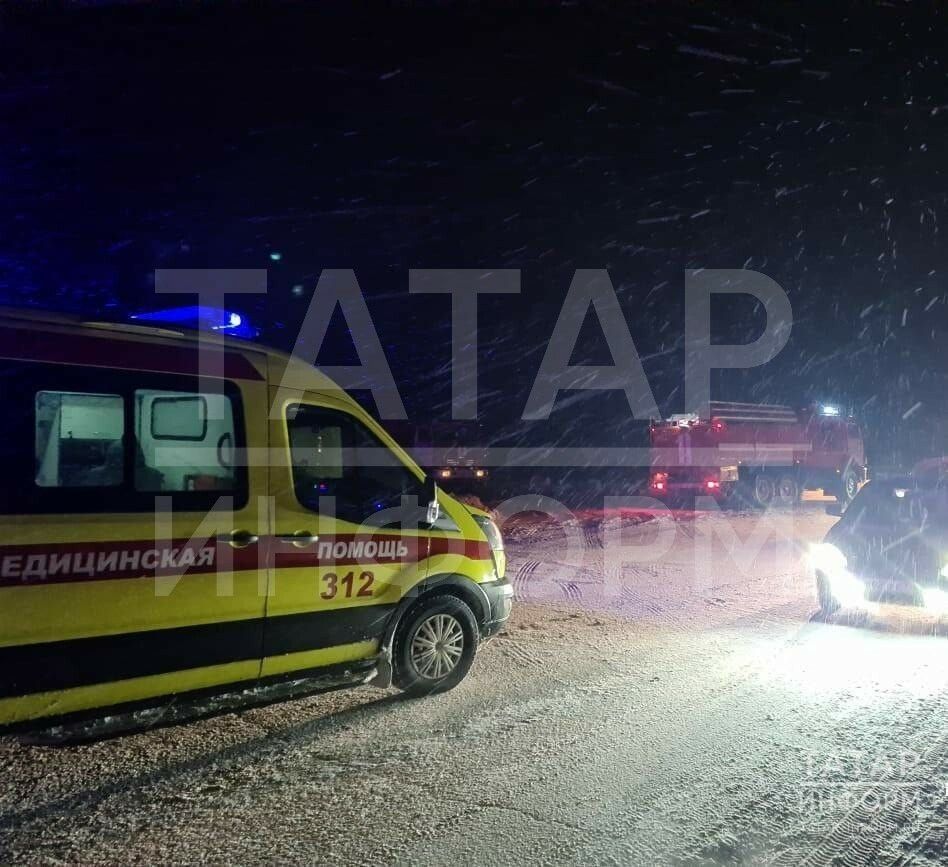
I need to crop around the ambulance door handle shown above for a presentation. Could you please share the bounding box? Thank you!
[218,530,259,549]
[277,532,318,548]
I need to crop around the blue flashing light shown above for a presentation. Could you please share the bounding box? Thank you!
[819,404,840,417]
[130,306,258,339]
[269,252,282,262]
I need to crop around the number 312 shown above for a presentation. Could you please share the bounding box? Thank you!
[321,571,374,600]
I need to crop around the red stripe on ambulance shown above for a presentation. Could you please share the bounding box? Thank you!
[0,534,492,588]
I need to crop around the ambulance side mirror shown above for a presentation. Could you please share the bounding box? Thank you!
[423,476,440,525]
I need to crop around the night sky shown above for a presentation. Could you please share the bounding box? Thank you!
[2,1,947,471]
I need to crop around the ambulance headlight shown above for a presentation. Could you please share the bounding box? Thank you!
[809,543,848,577]
[472,515,504,553]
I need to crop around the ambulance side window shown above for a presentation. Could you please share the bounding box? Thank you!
[1,360,249,514]
[287,404,422,523]
[34,391,125,488]
[133,389,239,493]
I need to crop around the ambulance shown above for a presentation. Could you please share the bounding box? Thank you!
[0,307,511,729]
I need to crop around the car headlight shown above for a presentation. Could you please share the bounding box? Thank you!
[809,542,847,576]
[829,572,868,608]
[472,515,504,553]
[940,562,948,580]
[810,542,868,608]
[924,587,948,614]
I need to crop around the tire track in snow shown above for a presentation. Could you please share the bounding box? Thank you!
[766,687,948,867]
[512,559,542,600]
[583,525,602,549]
[496,639,544,672]
[556,580,584,602]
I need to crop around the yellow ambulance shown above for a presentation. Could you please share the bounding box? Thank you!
[0,307,510,729]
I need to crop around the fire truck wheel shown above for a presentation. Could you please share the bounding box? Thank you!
[839,468,859,505]
[752,474,775,508]
[775,474,800,506]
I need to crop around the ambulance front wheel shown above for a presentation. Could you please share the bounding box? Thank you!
[393,595,479,696]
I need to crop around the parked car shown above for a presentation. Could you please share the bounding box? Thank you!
[811,471,948,616]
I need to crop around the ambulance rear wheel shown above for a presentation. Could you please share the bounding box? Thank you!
[752,474,775,508]
[394,595,478,696]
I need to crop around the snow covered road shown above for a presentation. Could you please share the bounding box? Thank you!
[5,504,948,864]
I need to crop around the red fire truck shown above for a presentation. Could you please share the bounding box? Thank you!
[648,402,867,507]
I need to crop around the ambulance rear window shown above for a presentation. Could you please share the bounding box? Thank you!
[3,358,249,514]
[34,391,125,488]
[37,387,242,495]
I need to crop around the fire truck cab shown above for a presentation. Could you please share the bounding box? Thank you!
[649,402,867,508]
[384,421,489,487]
